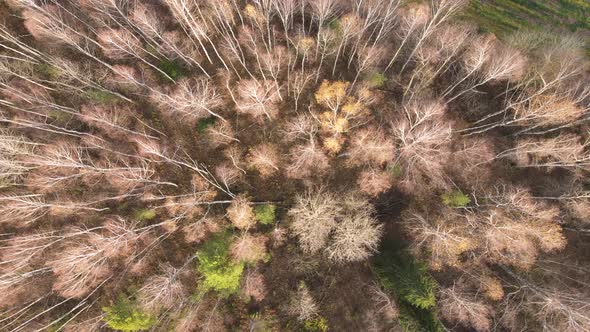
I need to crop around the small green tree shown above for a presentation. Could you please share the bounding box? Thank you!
[441,190,471,208]
[373,250,444,331]
[255,204,276,225]
[103,295,156,332]
[197,232,245,297]
[373,251,437,310]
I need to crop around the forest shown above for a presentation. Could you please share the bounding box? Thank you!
[0,0,588,331]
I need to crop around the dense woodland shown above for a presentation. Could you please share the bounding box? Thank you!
[0,0,588,331]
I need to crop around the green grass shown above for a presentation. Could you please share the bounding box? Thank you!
[463,0,589,36]
[462,0,590,57]
[85,89,120,104]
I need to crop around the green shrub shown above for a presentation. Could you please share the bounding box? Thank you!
[304,316,329,332]
[102,295,156,331]
[255,204,276,225]
[441,190,471,208]
[367,72,387,88]
[196,232,244,297]
[134,209,156,221]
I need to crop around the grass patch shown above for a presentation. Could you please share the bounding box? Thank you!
[463,0,589,35]
[461,0,589,57]
[85,89,120,104]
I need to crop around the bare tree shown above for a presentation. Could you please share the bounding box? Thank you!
[384,3,430,71]
[508,134,589,169]
[439,284,492,332]
[162,0,229,71]
[289,189,341,254]
[182,217,223,244]
[0,130,37,186]
[232,79,282,121]
[227,195,256,230]
[286,140,330,179]
[205,121,240,148]
[48,219,143,298]
[138,264,187,313]
[289,70,315,111]
[347,126,395,167]
[399,0,467,74]
[357,168,393,197]
[403,209,473,270]
[391,99,452,190]
[289,282,319,321]
[241,269,266,302]
[153,77,226,122]
[482,209,565,270]
[326,193,383,263]
[247,144,281,177]
[230,233,268,263]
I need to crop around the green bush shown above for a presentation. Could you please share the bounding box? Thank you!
[367,72,387,88]
[304,316,329,332]
[255,204,276,225]
[196,232,244,297]
[134,209,156,221]
[102,295,156,331]
[441,190,471,208]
